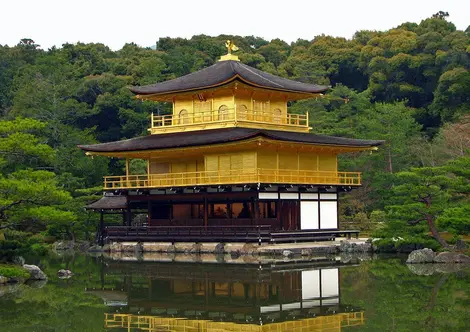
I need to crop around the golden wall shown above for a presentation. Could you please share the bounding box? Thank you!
[258,150,337,172]
[171,84,289,122]
[147,149,337,176]
[205,152,257,172]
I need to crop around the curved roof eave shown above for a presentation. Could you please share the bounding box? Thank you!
[129,60,329,96]
[78,128,384,154]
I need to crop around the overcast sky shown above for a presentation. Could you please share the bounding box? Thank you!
[1,0,469,50]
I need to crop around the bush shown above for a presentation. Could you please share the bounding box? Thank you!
[30,243,49,256]
[0,240,25,262]
[0,264,30,279]
[4,230,32,242]
[373,236,440,253]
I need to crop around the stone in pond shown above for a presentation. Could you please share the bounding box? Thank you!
[23,265,47,280]
[406,248,436,264]
[57,269,73,279]
[434,251,470,263]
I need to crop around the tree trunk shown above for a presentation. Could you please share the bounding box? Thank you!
[423,197,450,249]
[387,146,393,174]
[426,214,450,249]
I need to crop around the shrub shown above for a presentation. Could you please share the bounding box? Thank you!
[30,243,49,256]
[0,264,30,279]
[373,236,440,253]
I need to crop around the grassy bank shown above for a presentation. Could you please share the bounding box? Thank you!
[0,264,30,280]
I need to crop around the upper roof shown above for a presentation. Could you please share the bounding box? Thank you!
[129,60,329,96]
[79,128,383,154]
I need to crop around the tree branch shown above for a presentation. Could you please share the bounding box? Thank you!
[0,199,39,219]
[408,218,426,225]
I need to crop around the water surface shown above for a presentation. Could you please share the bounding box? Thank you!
[0,253,469,331]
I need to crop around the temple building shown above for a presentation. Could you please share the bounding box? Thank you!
[80,42,382,243]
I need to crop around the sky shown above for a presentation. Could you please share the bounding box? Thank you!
[1,0,469,50]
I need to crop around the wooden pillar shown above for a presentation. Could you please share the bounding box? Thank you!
[99,210,104,246]
[125,158,130,176]
[253,197,260,226]
[147,201,152,226]
[250,197,255,226]
[126,207,132,226]
[203,196,208,229]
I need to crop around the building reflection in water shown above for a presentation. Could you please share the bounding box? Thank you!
[88,259,364,331]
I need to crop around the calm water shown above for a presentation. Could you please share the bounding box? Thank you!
[0,252,469,332]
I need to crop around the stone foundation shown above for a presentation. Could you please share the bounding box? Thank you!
[90,239,372,258]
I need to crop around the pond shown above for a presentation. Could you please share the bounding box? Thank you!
[0,252,469,331]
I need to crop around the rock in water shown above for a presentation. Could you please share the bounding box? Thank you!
[407,263,436,276]
[54,241,74,251]
[455,240,468,251]
[12,256,25,266]
[406,248,436,264]
[282,250,293,257]
[0,276,8,284]
[57,269,73,279]
[23,265,47,280]
[214,243,225,255]
[434,252,470,263]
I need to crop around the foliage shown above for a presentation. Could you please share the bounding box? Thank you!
[0,264,30,279]
[437,203,470,235]
[372,236,440,252]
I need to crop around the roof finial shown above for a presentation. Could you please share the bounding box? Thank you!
[225,40,239,54]
[219,40,240,62]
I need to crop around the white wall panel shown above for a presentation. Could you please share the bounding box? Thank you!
[260,305,281,313]
[280,193,299,199]
[302,300,321,308]
[282,302,301,310]
[301,201,319,230]
[300,193,318,199]
[321,268,339,298]
[259,192,278,200]
[302,270,320,299]
[320,193,337,200]
[320,201,337,229]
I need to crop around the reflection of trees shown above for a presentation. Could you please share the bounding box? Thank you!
[340,258,470,331]
[424,273,449,330]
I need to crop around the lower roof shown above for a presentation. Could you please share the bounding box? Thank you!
[78,128,383,154]
[86,195,127,210]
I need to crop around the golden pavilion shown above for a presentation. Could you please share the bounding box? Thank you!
[80,42,382,244]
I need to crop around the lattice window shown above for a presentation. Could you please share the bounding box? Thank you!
[218,105,229,120]
[178,109,189,124]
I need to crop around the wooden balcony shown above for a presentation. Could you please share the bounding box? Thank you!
[103,169,361,190]
[149,108,309,134]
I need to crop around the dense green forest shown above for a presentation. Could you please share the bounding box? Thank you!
[0,12,469,254]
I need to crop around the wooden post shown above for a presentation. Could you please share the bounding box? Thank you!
[204,196,208,229]
[147,201,152,226]
[125,158,130,187]
[126,208,132,226]
[99,210,104,246]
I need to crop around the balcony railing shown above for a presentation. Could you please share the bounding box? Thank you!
[150,108,309,134]
[104,168,361,189]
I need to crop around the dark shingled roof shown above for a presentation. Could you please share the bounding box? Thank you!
[79,128,383,153]
[86,196,127,210]
[129,60,328,95]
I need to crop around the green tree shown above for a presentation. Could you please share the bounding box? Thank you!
[387,166,468,248]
